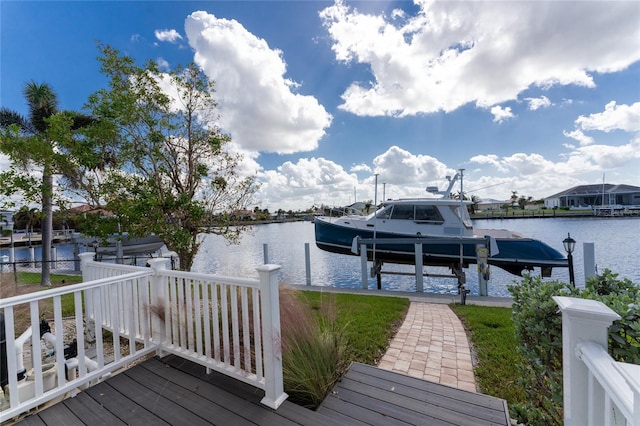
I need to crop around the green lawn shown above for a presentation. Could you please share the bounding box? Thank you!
[450,304,525,406]
[15,271,83,285]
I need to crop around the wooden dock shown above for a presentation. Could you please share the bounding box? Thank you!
[13,355,510,425]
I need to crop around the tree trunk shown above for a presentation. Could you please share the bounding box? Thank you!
[41,169,52,286]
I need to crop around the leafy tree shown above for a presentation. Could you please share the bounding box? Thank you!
[83,45,258,270]
[0,82,94,285]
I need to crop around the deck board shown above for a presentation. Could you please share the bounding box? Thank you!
[12,356,510,425]
[318,362,510,426]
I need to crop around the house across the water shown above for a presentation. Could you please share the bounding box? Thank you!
[544,183,640,215]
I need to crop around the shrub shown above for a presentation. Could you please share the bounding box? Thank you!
[508,276,578,425]
[279,288,348,409]
[582,269,640,364]
[508,270,639,425]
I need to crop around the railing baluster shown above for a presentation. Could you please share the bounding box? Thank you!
[30,300,44,397]
[186,278,194,353]
[93,287,104,370]
[53,296,65,388]
[231,286,240,370]
[74,291,87,379]
[221,284,230,365]
[194,280,203,356]
[111,283,121,363]
[212,283,220,361]
[242,287,251,372]
[252,288,263,381]
[202,282,212,362]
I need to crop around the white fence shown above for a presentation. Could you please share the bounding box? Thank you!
[554,296,639,426]
[0,253,287,422]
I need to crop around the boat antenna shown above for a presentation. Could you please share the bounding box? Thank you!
[439,172,460,198]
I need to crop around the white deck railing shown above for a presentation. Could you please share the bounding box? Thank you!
[554,296,639,426]
[0,253,287,422]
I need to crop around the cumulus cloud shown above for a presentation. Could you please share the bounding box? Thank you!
[184,11,332,155]
[256,157,358,209]
[563,101,639,148]
[576,101,640,133]
[371,146,452,190]
[155,29,183,43]
[563,129,594,146]
[525,96,552,111]
[490,106,514,124]
[350,163,372,173]
[468,154,509,173]
[319,0,640,117]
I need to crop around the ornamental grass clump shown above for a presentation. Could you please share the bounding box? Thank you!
[279,288,348,409]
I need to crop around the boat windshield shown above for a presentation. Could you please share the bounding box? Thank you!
[374,205,393,219]
[455,206,473,229]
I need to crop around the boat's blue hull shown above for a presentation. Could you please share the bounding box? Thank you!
[314,218,568,276]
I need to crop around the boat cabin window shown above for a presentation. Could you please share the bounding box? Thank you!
[390,204,414,220]
[415,205,444,223]
[455,206,473,229]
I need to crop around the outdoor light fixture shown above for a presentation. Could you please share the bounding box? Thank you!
[563,233,576,254]
[563,233,576,287]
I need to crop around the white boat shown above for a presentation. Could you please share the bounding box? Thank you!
[314,173,568,277]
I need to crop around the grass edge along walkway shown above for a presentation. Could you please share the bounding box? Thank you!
[450,304,525,408]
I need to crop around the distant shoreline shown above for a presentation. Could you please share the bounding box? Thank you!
[470,210,640,220]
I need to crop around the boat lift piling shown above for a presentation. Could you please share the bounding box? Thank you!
[352,235,497,304]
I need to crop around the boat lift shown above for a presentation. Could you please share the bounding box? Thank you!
[351,235,499,305]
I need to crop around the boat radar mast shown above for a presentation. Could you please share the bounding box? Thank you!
[426,172,461,198]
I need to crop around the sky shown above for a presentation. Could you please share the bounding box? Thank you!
[1,0,639,211]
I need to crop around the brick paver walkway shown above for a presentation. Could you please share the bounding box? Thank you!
[378,302,477,393]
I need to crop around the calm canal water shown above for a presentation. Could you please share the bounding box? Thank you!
[192,216,640,297]
[5,217,637,297]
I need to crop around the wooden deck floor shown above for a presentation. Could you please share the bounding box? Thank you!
[13,356,510,425]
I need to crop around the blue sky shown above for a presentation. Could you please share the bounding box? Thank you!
[2,1,639,211]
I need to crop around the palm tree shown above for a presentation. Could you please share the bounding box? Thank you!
[0,82,60,285]
[1,82,93,285]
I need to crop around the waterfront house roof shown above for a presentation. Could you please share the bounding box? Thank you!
[546,184,640,199]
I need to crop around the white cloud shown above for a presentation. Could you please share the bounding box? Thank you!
[257,136,640,211]
[350,163,372,173]
[563,101,639,148]
[525,96,552,111]
[156,57,170,71]
[370,146,453,193]
[468,154,509,173]
[575,101,640,133]
[155,29,183,43]
[319,0,640,117]
[490,106,514,124]
[184,11,332,155]
[256,157,358,209]
[563,129,594,146]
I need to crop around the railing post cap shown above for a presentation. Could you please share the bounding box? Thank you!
[553,296,621,321]
[256,264,281,273]
[146,258,169,269]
